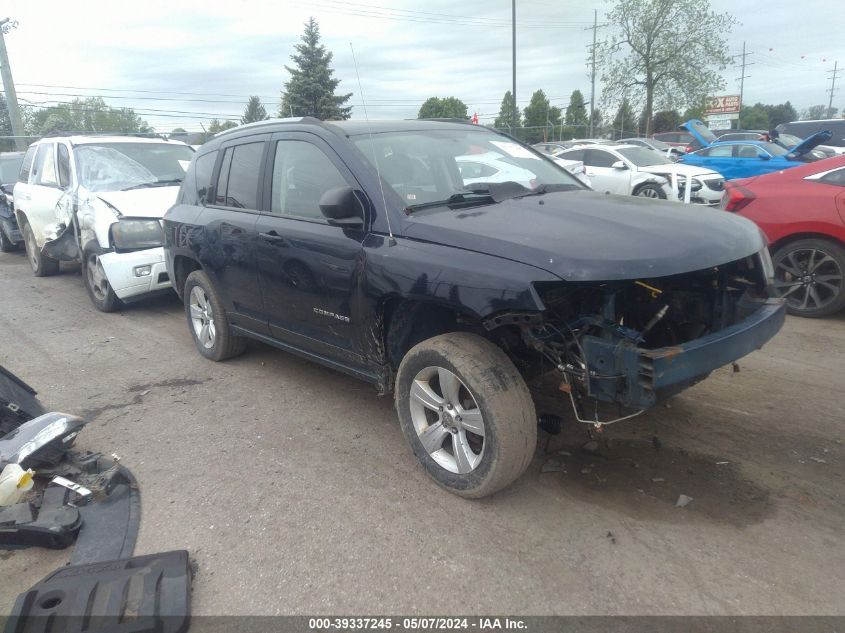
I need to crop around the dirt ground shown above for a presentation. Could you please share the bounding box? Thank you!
[1,250,843,616]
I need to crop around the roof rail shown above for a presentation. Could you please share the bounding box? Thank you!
[212,116,327,139]
[415,117,475,125]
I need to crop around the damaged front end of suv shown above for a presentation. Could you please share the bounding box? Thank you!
[485,249,783,426]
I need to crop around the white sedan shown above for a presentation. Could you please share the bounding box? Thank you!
[555,144,725,204]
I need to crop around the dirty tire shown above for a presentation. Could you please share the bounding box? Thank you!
[633,183,667,199]
[395,332,537,499]
[22,221,59,277]
[0,225,17,252]
[184,270,247,361]
[772,238,845,318]
[83,249,123,313]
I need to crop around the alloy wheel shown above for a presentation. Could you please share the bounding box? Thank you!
[408,366,485,474]
[636,187,660,198]
[774,247,843,312]
[189,286,216,349]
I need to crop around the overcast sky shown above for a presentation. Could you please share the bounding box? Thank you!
[3,0,843,132]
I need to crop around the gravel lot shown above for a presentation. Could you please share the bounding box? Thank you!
[1,250,843,616]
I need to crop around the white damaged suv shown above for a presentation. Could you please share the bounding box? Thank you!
[13,136,194,311]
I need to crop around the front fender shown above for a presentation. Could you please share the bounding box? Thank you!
[364,235,559,318]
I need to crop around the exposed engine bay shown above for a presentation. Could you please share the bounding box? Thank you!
[485,252,780,425]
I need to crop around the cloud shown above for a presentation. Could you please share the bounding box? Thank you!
[3,0,842,131]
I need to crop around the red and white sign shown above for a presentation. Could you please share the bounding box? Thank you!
[705,95,741,115]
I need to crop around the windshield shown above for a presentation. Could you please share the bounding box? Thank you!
[350,128,582,208]
[74,142,195,192]
[761,143,789,156]
[616,146,674,166]
[778,133,803,147]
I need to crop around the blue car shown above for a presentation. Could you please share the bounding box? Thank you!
[679,119,831,180]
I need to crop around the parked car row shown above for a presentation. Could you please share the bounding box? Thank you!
[9,136,194,309]
[679,119,831,180]
[0,118,823,499]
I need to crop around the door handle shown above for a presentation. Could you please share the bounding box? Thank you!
[259,231,284,242]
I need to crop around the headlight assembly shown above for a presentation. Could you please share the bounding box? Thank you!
[109,218,164,251]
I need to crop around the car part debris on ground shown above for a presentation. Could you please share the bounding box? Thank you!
[0,364,193,631]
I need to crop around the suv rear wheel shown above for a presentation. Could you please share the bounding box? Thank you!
[184,270,247,361]
[22,221,59,277]
[395,332,537,498]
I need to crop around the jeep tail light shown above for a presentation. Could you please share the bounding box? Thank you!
[720,183,756,212]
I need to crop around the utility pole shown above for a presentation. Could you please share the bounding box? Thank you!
[588,9,598,137]
[827,61,841,118]
[736,41,753,129]
[511,0,517,135]
[0,18,26,150]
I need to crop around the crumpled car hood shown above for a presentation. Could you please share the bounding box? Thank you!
[94,187,181,219]
[401,189,765,281]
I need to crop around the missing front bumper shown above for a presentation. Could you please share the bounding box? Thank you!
[580,297,785,410]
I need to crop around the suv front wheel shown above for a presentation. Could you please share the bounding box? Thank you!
[183,270,247,361]
[395,332,537,498]
[83,250,123,312]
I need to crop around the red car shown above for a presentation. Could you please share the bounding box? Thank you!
[721,155,845,317]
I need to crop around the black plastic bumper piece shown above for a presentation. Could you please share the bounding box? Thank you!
[582,298,786,409]
[4,550,191,633]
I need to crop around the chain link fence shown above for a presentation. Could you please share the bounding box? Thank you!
[490,124,645,144]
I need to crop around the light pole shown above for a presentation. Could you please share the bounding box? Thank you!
[511,0,517,135]
[0,18,26,150]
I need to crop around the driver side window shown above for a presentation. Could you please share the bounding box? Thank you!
[584,150,616,168]
[270,141,348,219]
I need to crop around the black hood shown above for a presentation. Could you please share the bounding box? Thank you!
[400,190,764,281]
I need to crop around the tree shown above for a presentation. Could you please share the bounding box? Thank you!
[417,97,468,120]
[802,104,838,120]
[0,94,15,151]
[651,109,680,133]
[739,103,769,130]
[762,102,797,129]
[242,96,269,124]
[682,101,706,122]
[565,90,588,128]
[207,119,238,134]
[522,90,560,143]
[279,17,352,120]
[493,91,521,131]
[31,97,153,136]
[591,108,604,131]
[612,98,637,138]
[596,0,735,136]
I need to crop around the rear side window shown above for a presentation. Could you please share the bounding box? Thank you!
[32,144,59,186]
[19,146,37,183]
[701,145,733,157]
[194,151,218,204]
[214,142,262,209]
[270,141,348,219]
[562,149,585,161]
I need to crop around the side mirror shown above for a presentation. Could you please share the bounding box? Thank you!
[611,160,628,170]
[758,152,771,161]
[319,186,364,227]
